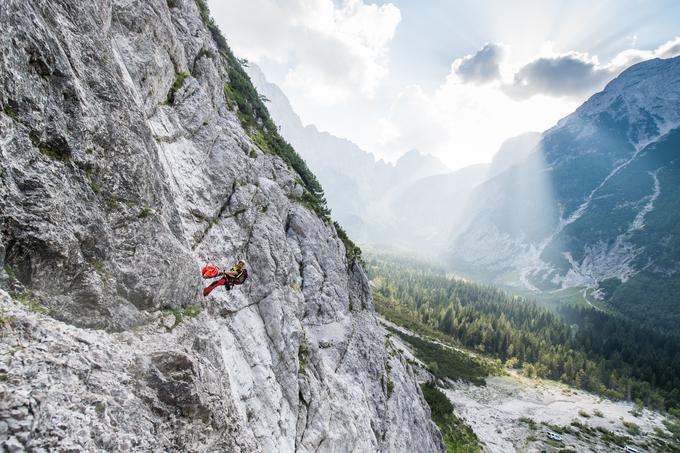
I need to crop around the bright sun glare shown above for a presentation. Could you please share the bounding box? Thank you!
[209,0,680,170]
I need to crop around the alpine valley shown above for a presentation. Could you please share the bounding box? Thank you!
[252,56,680,333]
[248,51,680,451]
[449,56,680,332]
[2,1,680,452]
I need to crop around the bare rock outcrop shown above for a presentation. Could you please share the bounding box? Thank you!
[0,0,443,451]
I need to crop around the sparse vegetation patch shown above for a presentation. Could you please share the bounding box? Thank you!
[420,382,480,452]
[167,71,189,104]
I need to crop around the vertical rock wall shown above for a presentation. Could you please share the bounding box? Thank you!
[0,0,444,451]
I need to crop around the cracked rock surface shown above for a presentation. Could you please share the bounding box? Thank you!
[0,0,444,451]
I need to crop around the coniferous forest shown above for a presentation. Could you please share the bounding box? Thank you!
[367,254,680,411]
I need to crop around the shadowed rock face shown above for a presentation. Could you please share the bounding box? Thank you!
[0,0,444,451]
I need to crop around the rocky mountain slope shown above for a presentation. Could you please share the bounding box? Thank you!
[449,56,680,330]
[444,371,671,453]
[0,0,444,451]
[486,132,541,179]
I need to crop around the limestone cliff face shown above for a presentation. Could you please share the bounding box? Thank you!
[0,0,444,451]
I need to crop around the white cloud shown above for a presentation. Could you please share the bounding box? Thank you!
[608,48,655,70]
[208,2,680,171]
[377,36,680,168]
[377,85,452,161]
[610,36,680,69]
[376,43,577,167]
[505,36,680,100]
[657,36,680,58]
[503,51,611,100]
[208,0,401,105]
[378,79,577,169]
[451,43,507,85]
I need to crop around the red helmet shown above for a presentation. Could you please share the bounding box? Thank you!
[201,264,219,278]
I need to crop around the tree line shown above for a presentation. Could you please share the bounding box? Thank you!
[367,254,680,410]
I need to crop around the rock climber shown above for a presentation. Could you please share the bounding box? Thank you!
[202,259,249,296]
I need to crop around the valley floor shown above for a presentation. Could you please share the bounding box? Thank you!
[381,317,675,453]
[445,371,668,452]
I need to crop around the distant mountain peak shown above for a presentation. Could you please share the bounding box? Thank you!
[488,132,541,177]
[396,148,448,169]
[400,148,423,158]
[563,55,680,145]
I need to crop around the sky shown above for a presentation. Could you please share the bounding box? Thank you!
[208,0,680,170]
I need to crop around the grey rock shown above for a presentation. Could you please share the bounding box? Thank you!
[0,0,443,452]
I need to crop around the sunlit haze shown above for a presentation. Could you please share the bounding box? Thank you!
[209,0,680,170]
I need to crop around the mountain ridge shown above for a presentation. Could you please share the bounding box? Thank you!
[449,55,680,330]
